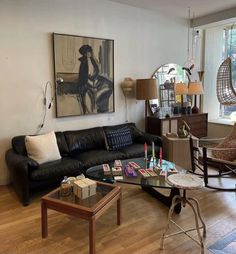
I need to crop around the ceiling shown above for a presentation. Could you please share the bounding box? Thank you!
[108,0,236,19]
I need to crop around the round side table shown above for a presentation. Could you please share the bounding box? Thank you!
[160,173,206,254]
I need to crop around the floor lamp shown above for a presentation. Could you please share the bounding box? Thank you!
[136,78,158,131]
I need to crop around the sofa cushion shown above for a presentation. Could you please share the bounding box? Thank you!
[64,127,106,155]
[104,126,133,151]
[212,124,236,161]
[211,140,236,161]
[30,158,82,181]
[103,122,135,138]
[12,132,69,156]
[74,149,126,169]
[25,131,61,164]
[120,143,159,159]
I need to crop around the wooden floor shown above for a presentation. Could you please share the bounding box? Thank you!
[0,183,236,254]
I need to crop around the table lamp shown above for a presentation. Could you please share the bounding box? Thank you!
[175,82,188,114]
[136,78,158,130]
[188,81,204,113]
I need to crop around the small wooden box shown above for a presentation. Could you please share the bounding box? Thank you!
[103,164,111,175]
[82,178,97,196]
[146,168,157,176]
[154,166,161,175]
[138,169,150,177]
[112,167,123,176]
[73,180,89,199]
[159,171,167,182]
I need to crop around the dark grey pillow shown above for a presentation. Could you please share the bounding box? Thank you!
[104,127,133,151]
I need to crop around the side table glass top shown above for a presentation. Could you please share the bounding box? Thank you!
[86,157,182,189]
[45,183,115,208]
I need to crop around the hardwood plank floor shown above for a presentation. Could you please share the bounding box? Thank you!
[0,183,236,254]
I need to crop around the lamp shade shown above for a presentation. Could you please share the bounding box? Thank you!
[175,82,188,95]
[136,78,158,100]
[188,81,204,95]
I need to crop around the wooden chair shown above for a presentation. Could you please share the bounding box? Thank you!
[189,136,236,191]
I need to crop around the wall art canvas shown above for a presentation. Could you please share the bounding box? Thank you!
[53,33,114,117]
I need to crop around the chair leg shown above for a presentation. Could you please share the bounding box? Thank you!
[203,147,208,186]
[188,197,206,238]
[186,199,205,254]
[160,195,182,250]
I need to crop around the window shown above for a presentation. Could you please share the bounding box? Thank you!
[220,25,236,118]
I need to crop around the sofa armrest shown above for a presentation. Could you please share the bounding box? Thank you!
[136,132,162,147]
[131,126,162,147]
[5,149,39,205]
[5,149,39,174]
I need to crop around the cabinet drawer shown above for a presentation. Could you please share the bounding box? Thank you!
[146,113,208,138]
[191,128,207,138]
[190,122,207,130]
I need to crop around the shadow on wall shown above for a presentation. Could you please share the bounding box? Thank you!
[0,138,11,185]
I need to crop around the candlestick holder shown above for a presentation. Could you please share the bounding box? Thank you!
[158,158,163,169]
[149,157,156,169]
[144,158,148,169]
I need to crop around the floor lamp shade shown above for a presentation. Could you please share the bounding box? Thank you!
[136,78,158,131]
[136,79,158,100]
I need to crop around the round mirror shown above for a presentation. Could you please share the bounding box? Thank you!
[150,63,188,115]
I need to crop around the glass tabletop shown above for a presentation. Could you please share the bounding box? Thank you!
[86,157,183,189]
[46,183,115,208]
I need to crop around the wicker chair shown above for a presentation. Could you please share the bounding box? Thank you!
[216,57,236,105]
[189,136,236,191]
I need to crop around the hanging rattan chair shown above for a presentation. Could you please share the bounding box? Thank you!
[216,57,236,105]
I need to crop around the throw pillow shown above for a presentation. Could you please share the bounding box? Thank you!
[211,123,236,161]
[104,127,133,151]
[25,131,61,164]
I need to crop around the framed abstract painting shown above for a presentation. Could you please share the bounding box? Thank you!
[53,33,114,117]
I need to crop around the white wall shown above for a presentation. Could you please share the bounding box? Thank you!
[0,0,187,185]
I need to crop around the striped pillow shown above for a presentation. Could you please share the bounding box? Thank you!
[105,127,133,151]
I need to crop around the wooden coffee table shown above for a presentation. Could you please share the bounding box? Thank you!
[41,181,121,254]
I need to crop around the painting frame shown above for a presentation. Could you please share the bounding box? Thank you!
[53,33,114,118]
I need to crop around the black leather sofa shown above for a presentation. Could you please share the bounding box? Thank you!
[5,123,162,205]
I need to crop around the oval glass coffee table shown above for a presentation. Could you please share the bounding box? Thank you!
[86,157,184,213]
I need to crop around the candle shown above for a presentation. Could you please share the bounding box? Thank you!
[159,147,162,167]
[152,142,155,158]
[144,143,147,159]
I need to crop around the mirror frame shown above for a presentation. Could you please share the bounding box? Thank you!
[150,63,188,115]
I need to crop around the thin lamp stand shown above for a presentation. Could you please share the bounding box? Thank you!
[198,71,204,112]
[125,95,128,122]
[193,94,198,113]
[145,100,148,131]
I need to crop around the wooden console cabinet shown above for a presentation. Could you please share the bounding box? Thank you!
[146,113,208,138]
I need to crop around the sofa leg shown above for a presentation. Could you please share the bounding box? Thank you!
[12,183,30,206]
[21,190,30,206]
[22,198,30,206]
